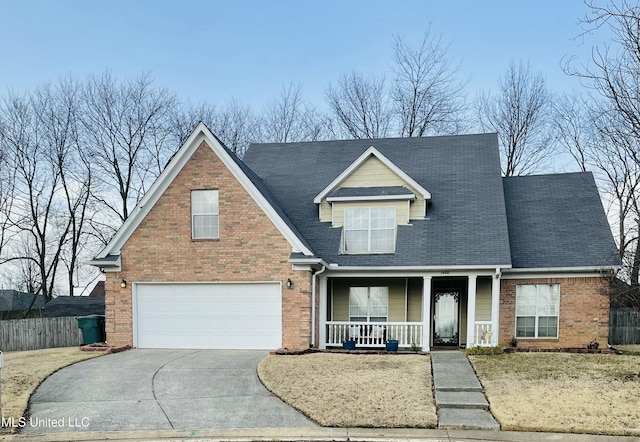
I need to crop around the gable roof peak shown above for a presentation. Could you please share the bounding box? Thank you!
[313,145,431,204]
[92,123,314,262]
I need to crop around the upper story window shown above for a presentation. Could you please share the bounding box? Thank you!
[343,207,396,253]
[515,284,560,338]
[191,190,219,239]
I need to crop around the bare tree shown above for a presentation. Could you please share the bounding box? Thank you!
[595,117,640,269]
[569,1,640,141]
[260,83,329,143]
[0,91,68,300]
[171,101,219,148]
[476,60,553,176]
[0,118,17,263]
[326,72,392,139]
[392,30,468,136]
[552,91,640,285]
[81,72,177,223]
[561,1,640,306]
[211,99,261,157]
[551,92,591,172]
[36,80,93,296]
[170,99,260,157]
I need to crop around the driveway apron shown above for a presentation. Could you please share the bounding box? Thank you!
[24,349,315,433]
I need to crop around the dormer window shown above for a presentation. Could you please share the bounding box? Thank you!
[343,207,396,253]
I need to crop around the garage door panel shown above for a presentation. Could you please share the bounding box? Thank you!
[135,283,281,349]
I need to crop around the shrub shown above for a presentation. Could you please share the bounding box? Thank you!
[465,346,504,356]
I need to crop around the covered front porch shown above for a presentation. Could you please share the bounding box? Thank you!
[317,272,501,351]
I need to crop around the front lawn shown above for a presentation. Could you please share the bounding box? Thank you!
[469,353,640,436]
[258,353,436,428]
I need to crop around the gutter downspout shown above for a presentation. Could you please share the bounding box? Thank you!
[311,264,326,348]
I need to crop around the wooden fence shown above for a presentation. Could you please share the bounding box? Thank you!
[0,316,83,351]
[609,307,640,345]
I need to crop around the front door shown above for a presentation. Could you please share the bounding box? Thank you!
[433,290,460,346]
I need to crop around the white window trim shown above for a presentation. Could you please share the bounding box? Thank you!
[342,207,396,253]
[515,284,560,339]
[191,189,219,239]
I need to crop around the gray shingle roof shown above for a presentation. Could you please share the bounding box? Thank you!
[0,290,46,311]
[503,172,620,269]
[243,133,513,267]
[43,296,105,317]
[212,132,316,255]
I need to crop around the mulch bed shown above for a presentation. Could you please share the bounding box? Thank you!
[80,343,131,353]
[504,347,615,354]
[273,347,427,355]
[276,346,614,355]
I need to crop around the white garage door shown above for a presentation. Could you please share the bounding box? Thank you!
[134,282,282,349]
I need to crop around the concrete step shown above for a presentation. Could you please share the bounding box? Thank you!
[435,391,489,409]
[433,384,483,393]
[437,408,500,430]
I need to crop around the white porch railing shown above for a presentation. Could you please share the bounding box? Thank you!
[325,321,423,348]
[473,321,494,347]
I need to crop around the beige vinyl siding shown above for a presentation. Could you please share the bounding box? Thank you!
[341,156,407,187]
[475,277,492,321]
[332,283,349,321]
[459,295,467,345]
[318,156,426,222]
[331,278,408,322]
[388,280,406,321]
[407,278,423,322]
[320,200,332,222]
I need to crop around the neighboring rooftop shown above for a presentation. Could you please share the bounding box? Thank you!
[0,289,45,311]
[43,296,105,318]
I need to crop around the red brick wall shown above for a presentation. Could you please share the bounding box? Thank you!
[499,277,610,348]
[105,140,312,350]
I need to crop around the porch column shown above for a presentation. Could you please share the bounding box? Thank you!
[421,276,432,352]
[466,275,477,348]
[318,275,328,349]
[491,271,501,346]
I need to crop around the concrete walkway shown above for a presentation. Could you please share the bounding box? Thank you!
[431,350,500,430]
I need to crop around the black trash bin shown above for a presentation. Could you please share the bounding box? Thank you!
[76,315,106,345]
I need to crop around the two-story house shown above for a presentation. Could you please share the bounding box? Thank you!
[90,123,619,351]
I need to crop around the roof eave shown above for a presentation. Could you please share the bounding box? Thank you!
[325,264,512,272]
[502,265,620,277]
[326,195,416,202]
[87,255,122,272]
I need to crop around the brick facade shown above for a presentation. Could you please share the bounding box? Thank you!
[499,277,610,348]
[105,141,312,350]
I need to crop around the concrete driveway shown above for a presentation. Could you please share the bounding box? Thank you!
[24,349,315,433]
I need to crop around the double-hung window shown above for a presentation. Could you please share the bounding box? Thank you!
[343,207,396,253]
[349,287,389,322]
[191,190,219,239]
[515,284,560,338]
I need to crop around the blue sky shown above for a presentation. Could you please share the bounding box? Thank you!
[0,1,604,110]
